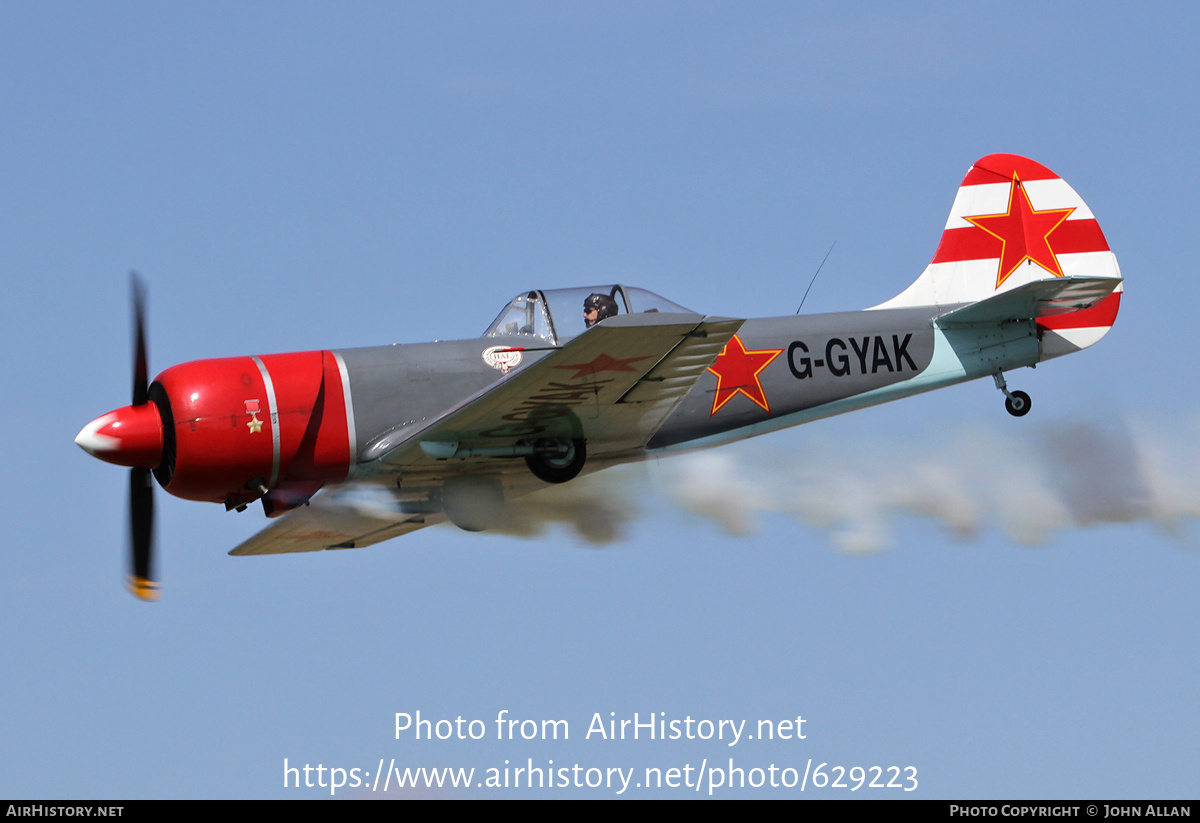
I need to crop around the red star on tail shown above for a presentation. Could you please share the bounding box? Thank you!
[964,173,1075,289]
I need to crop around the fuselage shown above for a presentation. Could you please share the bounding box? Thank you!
[337,303,1037,461]
[76,297,1054,517]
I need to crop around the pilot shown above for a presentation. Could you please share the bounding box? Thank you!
[583,293,618,328]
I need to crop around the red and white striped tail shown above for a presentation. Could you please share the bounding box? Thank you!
[874,154,1122,357]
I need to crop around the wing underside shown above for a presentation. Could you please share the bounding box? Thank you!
[229,487,444,555]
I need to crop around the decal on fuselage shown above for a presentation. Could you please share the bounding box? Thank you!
[787,334,917,379]
[482,345,523,374]
[706,335,784,416]
[245,399,264,434]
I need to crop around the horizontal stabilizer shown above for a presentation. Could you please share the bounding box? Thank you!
[935,276,1122,327]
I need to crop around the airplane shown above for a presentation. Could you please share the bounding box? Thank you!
[76,154,1123,600]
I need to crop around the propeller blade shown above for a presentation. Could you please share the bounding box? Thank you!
[131,272,148,407]
[128,273,158,601]
[128,467,158,601]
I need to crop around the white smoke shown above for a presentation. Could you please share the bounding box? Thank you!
[495,416,1200,552]
[322,483,409,521]
[491,469,643,545]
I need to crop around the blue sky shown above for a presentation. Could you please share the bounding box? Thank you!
[3,2,1197,798]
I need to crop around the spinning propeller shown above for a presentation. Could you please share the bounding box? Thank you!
[76,274,164,601]
[127,276,158,600]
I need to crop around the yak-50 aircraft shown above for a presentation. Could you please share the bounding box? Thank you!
[77,154,1122,600]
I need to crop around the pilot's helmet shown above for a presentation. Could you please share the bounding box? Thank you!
[583,293,618,326]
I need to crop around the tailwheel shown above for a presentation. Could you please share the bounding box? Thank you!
[993,371,1031,418]
[1005,390,1031,417]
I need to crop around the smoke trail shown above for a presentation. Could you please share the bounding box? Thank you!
[653,417,1200,552]
[495,416,1200,552]
[491,468,644,545]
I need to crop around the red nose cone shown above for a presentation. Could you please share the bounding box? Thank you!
[76,403,164,469]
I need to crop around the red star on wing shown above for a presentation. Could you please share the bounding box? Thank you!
[553,352,652,380]
[964,173,1075,289]
[706,335,783,416]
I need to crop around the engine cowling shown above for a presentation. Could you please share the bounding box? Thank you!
[79,350,354,512]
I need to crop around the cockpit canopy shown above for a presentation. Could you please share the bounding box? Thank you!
[483,285,694,345]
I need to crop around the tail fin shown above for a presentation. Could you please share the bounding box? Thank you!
[873,154,1122,356]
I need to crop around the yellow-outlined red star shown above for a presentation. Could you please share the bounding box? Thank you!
[963,172,1075,289]
[706,334,783,416]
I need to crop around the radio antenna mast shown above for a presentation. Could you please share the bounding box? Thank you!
[796,241,836,315]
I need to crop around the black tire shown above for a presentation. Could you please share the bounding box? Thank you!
[1005,390,1031,417]
[525,439,586,484]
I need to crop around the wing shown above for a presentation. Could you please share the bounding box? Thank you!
[359,311,743,471]
[231,312,742,555]
[229,485,444,555]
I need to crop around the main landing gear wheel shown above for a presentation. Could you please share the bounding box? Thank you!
[1005,390,1031,417]
[525,438,586,484]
